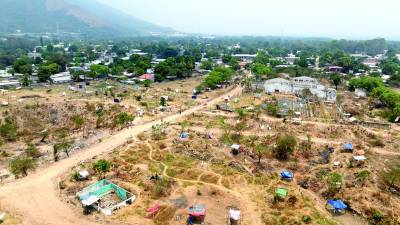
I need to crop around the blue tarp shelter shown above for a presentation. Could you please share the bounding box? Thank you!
[180,132,189,139]
[327,199,347,210]
[343,143,353,151]
[280,171,294,181]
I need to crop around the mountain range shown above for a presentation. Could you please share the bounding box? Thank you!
[0,0,174,38]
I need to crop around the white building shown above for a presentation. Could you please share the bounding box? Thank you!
[232,54,257,62]
[284,53,299,65]
[260,76,337,102]
[51,72,72,83]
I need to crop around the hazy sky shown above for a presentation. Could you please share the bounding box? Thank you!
[97,0,400,39]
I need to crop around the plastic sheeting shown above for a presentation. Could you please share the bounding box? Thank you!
[229,209,241,220]
[327,199,347,210]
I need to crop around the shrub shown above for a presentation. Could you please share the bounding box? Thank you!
[380,160,400,190]
[302,215,312,223]
[25,143,41,158]
[327,172,342,193]
[92,159,111,178]
[0,117,18,141]
[9,156,37,177]
[274,134,297,160]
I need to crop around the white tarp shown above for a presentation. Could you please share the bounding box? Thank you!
[78,170,90,179]
[229,209,241,220]
[81,195,99,206]
[231,144,240,150]
[353,155,367,161]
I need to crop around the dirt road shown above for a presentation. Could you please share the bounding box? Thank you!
[0,86,242,225]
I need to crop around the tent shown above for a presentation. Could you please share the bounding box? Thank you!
[229,209,241,225]
[78,170,90,180]
[231,144,240,150]
[327,199,347,211]
[188,205,206,224]
[180,132,189,139]
[188,204,206,217]
[280,171,294,181]
[231,144,240,155]
[353,155,367,161]
[343,143,353,151]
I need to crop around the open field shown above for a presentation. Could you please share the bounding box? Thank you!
[53,89,400,225]
[1,82,400,225]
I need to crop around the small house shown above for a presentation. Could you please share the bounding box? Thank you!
[137,74,155,82]
[328,66,343,73]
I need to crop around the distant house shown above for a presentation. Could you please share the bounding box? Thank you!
[363,57,380,68]
[232,54,257,62]
[28,52,42,59]
[137,74,155,82]
[0,80,20,88]
[328,66,343,73]
[284,53,299,65]
[151,59,166,65]
[355,89,367,98]
[51,72,72,84]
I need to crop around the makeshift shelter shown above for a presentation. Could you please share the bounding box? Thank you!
[147,203,160,218]
[228,208,241,225]
[353,155,367,166]
[77,170,90,180]
[231,144,240,155]
[343,143,353,152]
[275,188,288,199]
[280,171,294,181]
[188,204,206,224]
[76,179,135,216]
[327,199,347,213]
[180,132,189,139]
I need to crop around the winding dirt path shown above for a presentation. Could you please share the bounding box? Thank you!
[0,86,242,225]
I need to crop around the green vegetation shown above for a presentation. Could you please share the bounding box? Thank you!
[93,159,112,178]
[25,143,40,158]
[349,76,400,121]
[9,156,37,177]
[327,172,342,193]
[38,63,60,82]
[198,67,233,90]
[0,117,19,142]
[349,76,384,92]
[115,112,135,127]
[274,134,297,160]
[380,160,400,190]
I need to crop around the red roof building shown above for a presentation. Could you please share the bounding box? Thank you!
[138,73,155,81]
